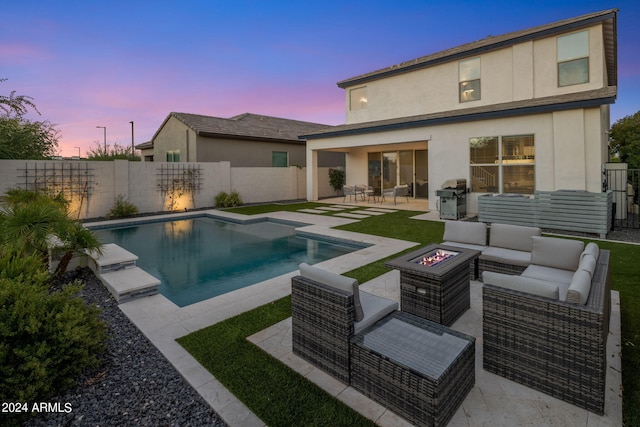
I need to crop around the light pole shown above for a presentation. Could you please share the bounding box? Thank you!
[96,126,106,153]
[74,146,80,159]
[129,121,134,155]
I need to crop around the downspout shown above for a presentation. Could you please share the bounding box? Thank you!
[186,130,190,161]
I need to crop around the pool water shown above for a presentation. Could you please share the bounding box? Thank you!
[93,217,358,306]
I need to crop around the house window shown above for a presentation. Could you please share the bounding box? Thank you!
[349,86,368,110]
[272,151,289,167]
[558,31,589,86]
[459,58,480,102]
[166,150,180,162]
[470,135,534,194]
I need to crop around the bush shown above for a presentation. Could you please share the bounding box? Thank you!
[215,191,243,208]
[107,194,139,218]
[328,168,345,193]
[0,253,106,406]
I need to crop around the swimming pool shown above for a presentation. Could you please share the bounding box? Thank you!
[93,216,360,306]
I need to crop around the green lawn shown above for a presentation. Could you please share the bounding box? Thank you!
[180,204,640,425]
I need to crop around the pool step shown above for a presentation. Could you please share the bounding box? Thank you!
[87,243,160,303]
[99,266,161,303]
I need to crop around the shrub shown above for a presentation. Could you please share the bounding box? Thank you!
[0,269,106,405]
[215,191,243,208]
[106,194,139,218]
[328,168,345,193]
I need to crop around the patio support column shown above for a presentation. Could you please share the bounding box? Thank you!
[306,148,318,201]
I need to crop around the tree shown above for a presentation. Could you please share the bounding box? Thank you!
[0,78,59,159]
[0,78,39,116]
[86,140,140,161]
[609,111,640,169]
[0,116,59,159]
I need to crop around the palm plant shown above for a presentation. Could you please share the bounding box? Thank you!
[0,190,102,278]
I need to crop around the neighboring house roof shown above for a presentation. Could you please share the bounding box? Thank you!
[152,112,331,144]
[301,87,617,140]
[135,140,153,150]
[337,8,617,88]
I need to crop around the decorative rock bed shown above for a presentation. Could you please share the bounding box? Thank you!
[25,267,226,427]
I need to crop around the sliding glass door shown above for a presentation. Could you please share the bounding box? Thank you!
[368,149,428,198]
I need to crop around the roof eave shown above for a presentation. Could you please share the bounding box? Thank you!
[302,93,616,140]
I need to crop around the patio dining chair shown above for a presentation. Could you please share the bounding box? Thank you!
[382,184,410,205]
[342,184,358,203]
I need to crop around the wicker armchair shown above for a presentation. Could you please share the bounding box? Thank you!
[342,184,357,203]
[482,249,611,414]
[291,263,397,384]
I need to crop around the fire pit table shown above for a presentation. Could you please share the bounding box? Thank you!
[385,244,480,326]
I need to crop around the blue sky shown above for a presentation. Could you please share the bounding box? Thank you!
[2,0,638,157]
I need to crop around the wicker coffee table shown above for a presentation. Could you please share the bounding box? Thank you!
[351,311,475,427]
[385,244,480,326]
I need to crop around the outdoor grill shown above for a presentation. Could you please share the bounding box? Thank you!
[437,179,467,220]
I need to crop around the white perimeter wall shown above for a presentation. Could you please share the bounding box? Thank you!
[0,160,308,219]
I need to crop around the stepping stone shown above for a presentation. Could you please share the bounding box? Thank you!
[366,208,398,213]
[298,209,329,214]
[360,209,386,216]
[315,206,345,211]
[331,205,359,209]
[334,212,371,219]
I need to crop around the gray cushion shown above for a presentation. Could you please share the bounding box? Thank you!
[580,242,600,262]
[483,271,559,300]
[480,247,531,266]
[530,236,585,271]
[442,241,487,252]
[299,263,364,321]
[489,223,541,252]
[578,254,597,279]
[443,221,487,246]
[354,291,398,335]
[566,270,592,305]
[521,265,573,300]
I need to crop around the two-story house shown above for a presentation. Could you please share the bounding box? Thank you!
[302,9,617,213]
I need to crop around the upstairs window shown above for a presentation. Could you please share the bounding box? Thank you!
[558,31,589,86]
[459,58,480,102]
[349,86,368,110]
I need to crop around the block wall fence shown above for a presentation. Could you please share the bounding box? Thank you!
[0,160,340,219]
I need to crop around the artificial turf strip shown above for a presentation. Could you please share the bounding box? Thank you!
[176,296,376,427]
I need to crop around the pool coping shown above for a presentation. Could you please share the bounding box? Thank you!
[90,209,418,426]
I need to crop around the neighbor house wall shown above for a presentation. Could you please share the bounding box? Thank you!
[0,160,307,219]
[196,137,307,167]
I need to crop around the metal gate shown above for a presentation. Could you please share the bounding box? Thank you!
[605,167,639,229]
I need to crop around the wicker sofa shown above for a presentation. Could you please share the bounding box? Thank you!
[291,263,397,383]
[482,237,611,414]
[442,221,541,279]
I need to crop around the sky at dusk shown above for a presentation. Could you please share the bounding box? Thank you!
[2,0,639,158]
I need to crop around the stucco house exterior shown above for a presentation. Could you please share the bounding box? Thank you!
[302,9,617,213]
[145,112,338,167]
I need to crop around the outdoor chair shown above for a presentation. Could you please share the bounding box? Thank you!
[291,263,397,383]
[382,184,409,205]
[355,184,374,202]
[342,185,358,203]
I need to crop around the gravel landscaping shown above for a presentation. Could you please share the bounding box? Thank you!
[25,267,227,427]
